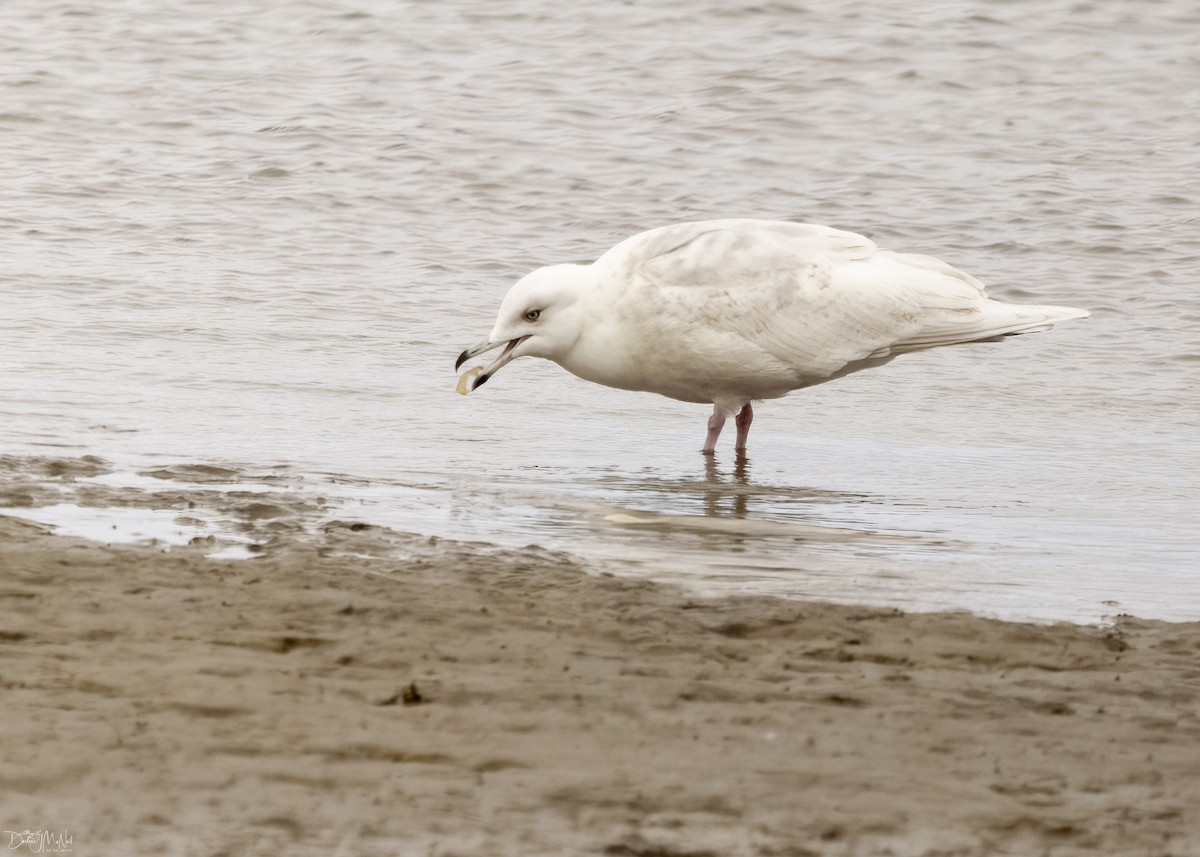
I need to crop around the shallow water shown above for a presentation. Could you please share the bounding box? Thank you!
[3,0,1198,623]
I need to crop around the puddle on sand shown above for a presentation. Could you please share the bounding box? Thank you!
[2,503,201,545]
[0,475,268,561]
[0,458,340,561]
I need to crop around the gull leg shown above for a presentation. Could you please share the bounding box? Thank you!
[734,403,754,451]
[702,405,726,454]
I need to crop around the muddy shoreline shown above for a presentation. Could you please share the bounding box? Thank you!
[1,458,1198,855]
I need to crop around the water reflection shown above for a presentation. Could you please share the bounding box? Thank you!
[589,455,873,530]
[703,451,751,519]
[582,454,908,551]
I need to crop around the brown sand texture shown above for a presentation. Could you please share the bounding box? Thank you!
[1,456,1199,856]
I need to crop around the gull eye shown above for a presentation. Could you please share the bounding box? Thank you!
[524,309,541,322]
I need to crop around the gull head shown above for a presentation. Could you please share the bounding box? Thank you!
[455,264,591,391]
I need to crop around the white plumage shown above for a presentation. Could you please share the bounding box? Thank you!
[456,219,1088,452]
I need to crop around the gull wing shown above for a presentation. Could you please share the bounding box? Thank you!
[603,219,1082,386]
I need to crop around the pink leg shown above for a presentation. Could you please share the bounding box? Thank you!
[734,403,753,450]
[702,405,726,454]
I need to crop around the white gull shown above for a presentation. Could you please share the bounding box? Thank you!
[455,219,1089,453]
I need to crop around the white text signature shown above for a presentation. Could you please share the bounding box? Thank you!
[3,831,73,853]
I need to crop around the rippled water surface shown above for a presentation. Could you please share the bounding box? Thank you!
[4,0,1198,622]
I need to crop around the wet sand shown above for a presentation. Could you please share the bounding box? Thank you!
[1,461,1199,856]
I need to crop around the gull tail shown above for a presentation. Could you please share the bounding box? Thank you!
[882,301,1090,356]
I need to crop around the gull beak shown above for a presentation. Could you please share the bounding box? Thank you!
[455,338,505,371]
[455,336,529,390]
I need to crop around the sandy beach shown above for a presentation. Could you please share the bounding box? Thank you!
[0,459,1197,856]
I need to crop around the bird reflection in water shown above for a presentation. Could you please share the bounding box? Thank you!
[702,451,752,519]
